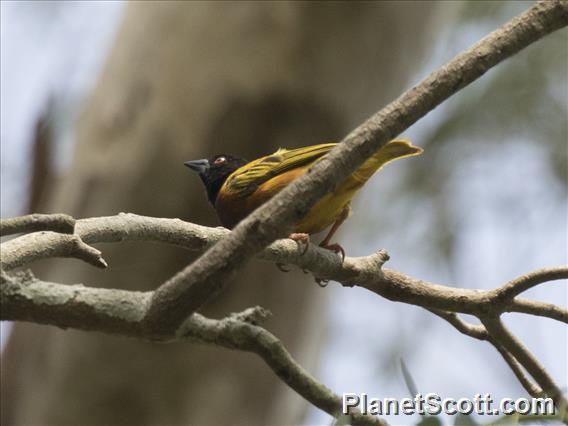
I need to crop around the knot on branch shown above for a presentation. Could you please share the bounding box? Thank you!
[70,236,108,269]
[340,249,390,287]
[229,306,272,325]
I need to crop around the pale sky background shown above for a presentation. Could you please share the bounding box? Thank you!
[1,2,566,425]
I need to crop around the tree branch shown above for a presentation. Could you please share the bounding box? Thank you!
[0,270,384,426]
[2,214,565,324]
[492,344,544,400]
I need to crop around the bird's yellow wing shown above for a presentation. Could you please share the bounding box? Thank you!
[222,143,336,196]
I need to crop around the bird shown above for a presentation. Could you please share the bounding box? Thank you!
[185,139,422,261]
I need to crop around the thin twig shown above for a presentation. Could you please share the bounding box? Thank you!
[0,213,75,236]
[496,267,568,300]
[491,344,544,399]
[180,310,387,426]
[1,232,107,270]
[427,309,488,340]
[508,298,568,324]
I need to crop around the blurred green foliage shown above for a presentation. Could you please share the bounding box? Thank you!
[380,0,567,267]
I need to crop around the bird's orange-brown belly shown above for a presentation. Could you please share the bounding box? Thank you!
[215,166,355,235]
[216,196,345,235]
[292,193,349,234]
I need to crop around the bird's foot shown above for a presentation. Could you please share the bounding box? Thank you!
[319,242,346,262]
[314,241,343,287]
[275,233,310,273]
[289,232,310,255]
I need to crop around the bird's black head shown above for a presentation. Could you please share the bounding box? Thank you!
[184,154,247,205]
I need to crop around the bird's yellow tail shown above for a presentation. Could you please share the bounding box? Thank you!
[349,139,423,185]
[296,139,422,235]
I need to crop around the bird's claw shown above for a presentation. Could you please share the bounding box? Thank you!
[276,234,310,273]
[289,232,310,255]
[319,242,346,262]
[280,234,343,284]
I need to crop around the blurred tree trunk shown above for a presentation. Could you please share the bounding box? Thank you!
[2,2,436,425]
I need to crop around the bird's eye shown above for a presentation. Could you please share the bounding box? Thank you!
[214,156,226,165]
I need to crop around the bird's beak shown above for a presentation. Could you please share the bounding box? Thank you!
[184,159,209,174]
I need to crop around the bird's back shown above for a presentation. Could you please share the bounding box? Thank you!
[215,140,422,232]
